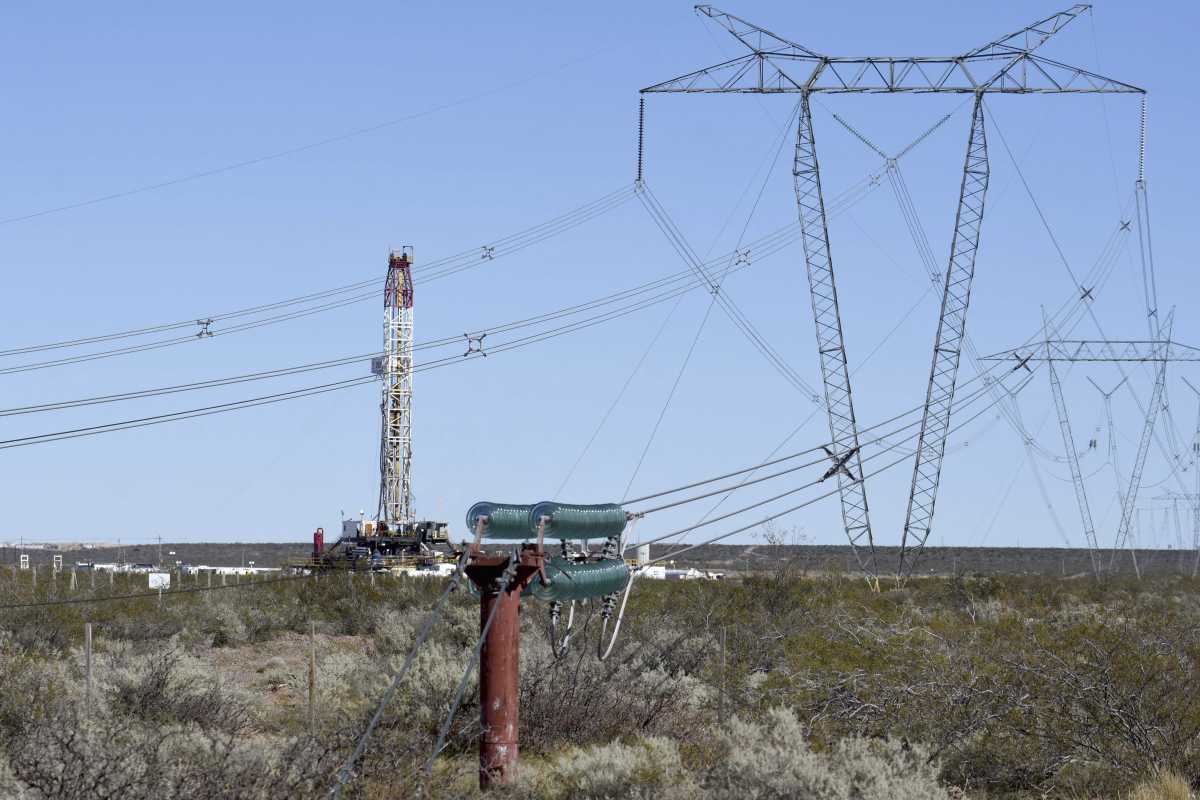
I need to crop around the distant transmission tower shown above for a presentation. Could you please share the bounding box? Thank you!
[985,328,1198,573]
[378,247,415,525]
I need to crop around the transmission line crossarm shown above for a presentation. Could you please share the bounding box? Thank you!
[644,6,1141,94]
[984,340,1200,363]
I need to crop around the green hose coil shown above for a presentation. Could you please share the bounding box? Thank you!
[524,556,631,602]
[529,502,627,540]
[465,502,534,540]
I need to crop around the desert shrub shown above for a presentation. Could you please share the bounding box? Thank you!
[524,736,698,800]
[102,642,252,733]
[1129,770,1194,800]
[372,606,419,656]
[508,710,951,800]
[704,708,949,800]
[5,565,1200,797]
[2,701,350,800]
[0,636,69,743]
[285,646,375,708]
[517,600,713,752]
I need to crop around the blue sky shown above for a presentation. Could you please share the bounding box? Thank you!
[1,1,1197,551]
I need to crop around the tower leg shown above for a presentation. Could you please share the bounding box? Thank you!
[1048,357,1101,576]
[899,95,990,580]
[792,93,876,575]
[1112,355,1169,568]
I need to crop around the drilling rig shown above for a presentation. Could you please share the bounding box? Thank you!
[307,248,451,573]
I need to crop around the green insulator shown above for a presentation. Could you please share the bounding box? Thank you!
[529,501,627,540]
[525,556,631,602]
[465,502,534,540]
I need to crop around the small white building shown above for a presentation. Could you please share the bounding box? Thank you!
[392,563,456,578]
[638,565,724,581]
[209,566,280,576]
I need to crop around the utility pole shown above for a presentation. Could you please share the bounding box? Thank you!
[465,546,543,788]
[642,4,1142,581]
[456,503,630,789]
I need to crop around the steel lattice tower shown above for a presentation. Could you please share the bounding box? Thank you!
[983,330,1193,573]
[644,4,1142,579]
[378,247,415,525]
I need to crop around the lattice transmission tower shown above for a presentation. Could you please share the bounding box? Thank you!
[643,4,1142,579]
[378,247,415,525]
[984,330,1200,574]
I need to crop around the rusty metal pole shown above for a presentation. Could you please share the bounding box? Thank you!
[466,543,544,790]
[478,573,520,786]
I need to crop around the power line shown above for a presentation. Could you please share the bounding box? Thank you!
[0,352,380,417]
[635,369,1028,540]
[643,224,1125,558]
[0,376,377,450]
[990,104,1192,538]
[619,108,818,498]
[1,161,891,379]
[623,351,1004,511]
[553,294,688,498]
[2,273,778,447]
[645,371,1031,564]
[0,185,638,363]
[0,45,618,229]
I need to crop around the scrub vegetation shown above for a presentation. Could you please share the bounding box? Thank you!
[0,562,1198,798]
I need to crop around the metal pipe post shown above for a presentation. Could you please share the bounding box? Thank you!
[308,620,317,737]
[478,575,521,787]
[467,546,543,790]
[84,623,93,720]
